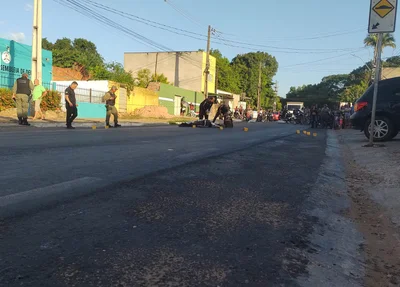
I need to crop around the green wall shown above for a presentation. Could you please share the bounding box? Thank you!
[158,83,204,115]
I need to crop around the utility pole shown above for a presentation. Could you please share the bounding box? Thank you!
[154,52,158,82]
[31,0,42,83]
[204,25,211,99]
[215,66,218,93]
[257,62,262,110]
[368,33,383,146]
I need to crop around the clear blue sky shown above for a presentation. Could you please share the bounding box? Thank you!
[1,0,400,97]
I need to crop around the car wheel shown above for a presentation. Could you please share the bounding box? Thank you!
[364,116,394,142]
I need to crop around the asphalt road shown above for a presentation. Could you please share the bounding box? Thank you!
[0,122,297,199]
[0,122,358,286]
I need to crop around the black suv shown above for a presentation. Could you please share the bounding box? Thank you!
[351,77,400,141]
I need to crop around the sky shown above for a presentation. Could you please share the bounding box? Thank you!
[1,0,400,97]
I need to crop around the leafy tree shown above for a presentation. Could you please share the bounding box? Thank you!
[340,80,369,103]
[42,38,53,50]
[319,74,350,99]
[92,62,135,92]
[231,52,278,107]
[134,69,169,88]
[384,56,400,67]
[42,37,103,71]
[210,49,240,93]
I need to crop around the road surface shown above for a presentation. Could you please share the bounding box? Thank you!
[0,123,365,286]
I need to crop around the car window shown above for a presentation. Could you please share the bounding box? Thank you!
[378,84,392,100]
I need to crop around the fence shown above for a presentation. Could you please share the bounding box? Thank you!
[1,76,106,104]
[52,83,105,104]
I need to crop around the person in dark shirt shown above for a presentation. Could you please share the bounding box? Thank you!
[213,103,233,127]
[199,96,215,120]
[12,73,34,125]
[310,105,318,128]
[65,81,78,129]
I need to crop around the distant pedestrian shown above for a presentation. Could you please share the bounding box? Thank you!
[103,86,121,128]
[32,79,47,120]
[65,81,78,129]
[12,73,34,125]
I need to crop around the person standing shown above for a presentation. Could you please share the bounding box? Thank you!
[103,86,121,128]
[32,79,47,120]
[65,81,78,129]
[12,73,34,125]
[310,105,318,128]
[199,96,215,120]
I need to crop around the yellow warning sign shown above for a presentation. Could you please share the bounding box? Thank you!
[373,0,395,18]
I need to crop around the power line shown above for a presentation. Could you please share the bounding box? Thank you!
[163,0,204,28]
[84,0,365,54]
[55,0,170,52]
[53,0,206,72]
[215,27,366,42]
[280,48,368,69]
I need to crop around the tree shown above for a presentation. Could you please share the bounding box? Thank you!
[231,52,278,107]
[210,49,240,93]
[340,80,369,103]
[92,62,136,92]
[384,56,400,67]
[42,38,53,50]
[364,33,396,50]
[134,69,169,88]
[42,37,103,71]
[364,33,396,65]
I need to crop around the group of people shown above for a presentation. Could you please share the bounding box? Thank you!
[198,96,232,126]
[282,104,353,129]
[11,74,120,129]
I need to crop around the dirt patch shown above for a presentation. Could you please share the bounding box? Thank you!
[343,145,400,287]
[0,108,16,117]
[0,108,65,121]
[130,106,173,119]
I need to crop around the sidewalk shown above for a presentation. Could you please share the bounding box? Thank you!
[338,129,400,286]
[339,129,400,226]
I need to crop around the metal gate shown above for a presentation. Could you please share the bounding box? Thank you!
[118,87,127,113]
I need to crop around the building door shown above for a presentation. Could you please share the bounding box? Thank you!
[174,96,181,116]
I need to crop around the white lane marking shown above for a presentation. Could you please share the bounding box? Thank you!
[0,177,102,207]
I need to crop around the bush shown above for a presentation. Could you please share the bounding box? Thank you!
[42,90,61,112]
[0,88,61,112]
[0,88,15,111]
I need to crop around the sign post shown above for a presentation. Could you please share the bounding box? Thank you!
[367,0,397,145]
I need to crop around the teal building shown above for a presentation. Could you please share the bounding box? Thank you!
[0,38,52,89]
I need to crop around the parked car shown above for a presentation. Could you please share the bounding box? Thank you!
[350,77,400,141]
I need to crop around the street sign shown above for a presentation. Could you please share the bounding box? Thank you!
[369,0,398,33]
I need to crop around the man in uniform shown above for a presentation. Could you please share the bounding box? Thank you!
[212,102,233,127]
[103,86,121,128]
[199,96,215,120]
[65,81,79,129]
[12,73,34,125]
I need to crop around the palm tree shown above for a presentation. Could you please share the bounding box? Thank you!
[364,33,396,61]
[364,33,396,79]
[364,33,396,49]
